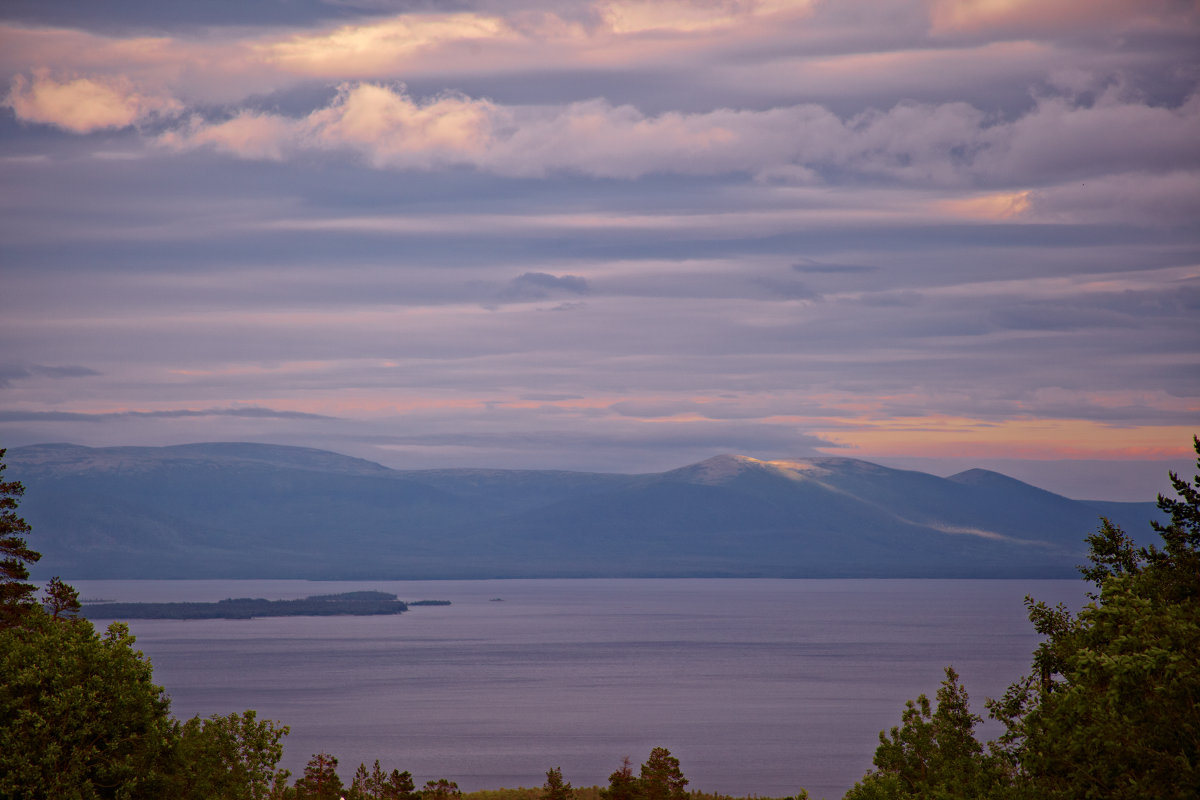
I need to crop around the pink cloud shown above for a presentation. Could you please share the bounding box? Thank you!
[929,0,1198,35]
[5,70,181,133]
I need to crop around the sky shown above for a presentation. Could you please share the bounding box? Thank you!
[1,0,1198,500]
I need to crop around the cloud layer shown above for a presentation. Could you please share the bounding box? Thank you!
[1,0,1197,498]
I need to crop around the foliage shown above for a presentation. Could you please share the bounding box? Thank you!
[349,760,420,800]
[601,749,688,800]
[166,710,291,800]
[601,757,640,800]
[294,753,344,800]
[846,434,1200,800]
[843,667,1003,800]
[44,574,82,619]
[639,748,688,800]
[543,767,575,800]
[423,778,464,800]
[0,447,40,628]
[985,435,1200,800]
[0,612,175,799]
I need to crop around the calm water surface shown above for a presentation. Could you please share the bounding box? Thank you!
[71,579,1086,799]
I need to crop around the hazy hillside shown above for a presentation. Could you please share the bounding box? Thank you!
[7,443,1162,579]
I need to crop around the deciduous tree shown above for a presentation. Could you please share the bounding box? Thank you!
[0,614,175,798]
[167,710,290,800]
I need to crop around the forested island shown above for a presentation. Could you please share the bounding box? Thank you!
[81,591,448,620]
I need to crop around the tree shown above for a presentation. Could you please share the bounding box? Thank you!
[543,767,575,800]
[421,778,462,800]
[638,748,687,800]
[0,614,175,798]
[845,667,1002,800]
[349,761,417,800]
[167,710,290,800]
[381,768,419,800]
[44,575,81,620]
[350,762,374,800]
[0,448,40,628]
[600,756,640,800]
[294,753,344,800]
[986,434,1200,800]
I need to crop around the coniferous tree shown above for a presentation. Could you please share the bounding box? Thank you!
[0,448,40,628]
[43,575,81,620]
[421,778,461,800]
[350,762,373,800]
[294,753,343,800]
[601,757,640,800]
[987,435,1200,800]
[382,768,418,800]
[543,767,575,800]
[844,667,1002,799]
[639,748,687,800]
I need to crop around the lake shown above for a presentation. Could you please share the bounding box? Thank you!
[70,578,1087,799]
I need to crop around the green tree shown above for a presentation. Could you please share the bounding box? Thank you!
[350,762,374,800]
[44,574,82,620]
[638,748,687,800]
[0,614,175,798]
[987,436,1200,800]
[422,778,462,800]
[382,768,419,800]
[543,767,575,800]
[294,753,343,800]
[167,710,290,800]
[600,757,640,800]
[845,667,1002,800]
[0,447,40,628]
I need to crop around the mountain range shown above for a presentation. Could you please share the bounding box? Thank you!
[6,442,1164,579]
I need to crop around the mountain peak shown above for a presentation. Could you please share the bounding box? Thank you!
[670,454,832,485]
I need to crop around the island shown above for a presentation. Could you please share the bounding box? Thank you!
[81,591,449,620]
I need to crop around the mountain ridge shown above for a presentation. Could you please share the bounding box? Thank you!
[6,442,1163,580]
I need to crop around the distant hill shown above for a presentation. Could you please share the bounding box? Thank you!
[7,443,1164,579]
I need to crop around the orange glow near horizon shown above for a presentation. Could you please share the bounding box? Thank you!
[816,417,1198,460]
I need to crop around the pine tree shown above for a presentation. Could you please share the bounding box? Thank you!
[600,757,640,800]
[988,435,1200,799]
[543,767,575,800]
[44,575,81,620]
[639,748,687,800]
[0,448,40,628]
[383,768,418,800]
[294,753,343,800]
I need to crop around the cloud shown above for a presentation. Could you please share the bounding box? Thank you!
[145,81,1200,191]
[0,363,101,388]
[792,259,878,274]
[5,70,181,133]
[598,0,815,34]
[159,82,498,169]
[500,271,591,300]
[929,0,1198,35]
[0,406,337,422]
